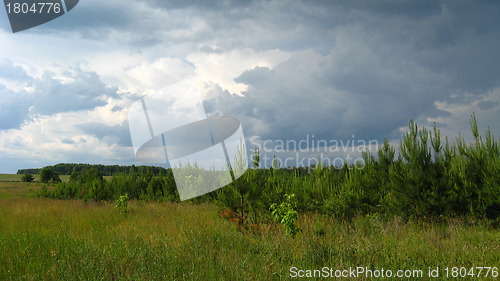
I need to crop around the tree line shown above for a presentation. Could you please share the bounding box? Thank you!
[18,163,168,176]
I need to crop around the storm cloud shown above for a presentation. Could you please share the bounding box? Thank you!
[0,0,498,172]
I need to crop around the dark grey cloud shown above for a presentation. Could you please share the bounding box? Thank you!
[0,61,31,129]
[61,138,75,144]
[0,86,30,130]
[144,0,253,10]
[334,0,442,19]
[30,0,496,95]
[31,68,118,115]
[477,101,498,111]
[111,105,124,112]
[6,0,500,56]
[15,0,497,76]
[76,121,132,147]
[200,0,499,143]
[0,64,119,129]
[15,0,336,51]
[21,0,141,32]
[205,46,450,142]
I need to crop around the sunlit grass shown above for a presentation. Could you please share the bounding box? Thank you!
[0,174,32,182]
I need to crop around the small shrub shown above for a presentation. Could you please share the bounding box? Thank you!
[115,194,129,214]
[270,193,302,238]
[36,186,49,198]
[21,173,34,182]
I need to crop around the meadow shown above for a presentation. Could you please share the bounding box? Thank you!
[2,117,499,280]
[0,180,498,280]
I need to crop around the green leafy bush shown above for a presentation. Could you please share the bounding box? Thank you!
[115,194,129,214]
[21,173,34,183]
[270,194,302,238]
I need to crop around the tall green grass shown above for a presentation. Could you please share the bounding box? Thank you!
[0,174,36,182]
[0,191,498,280]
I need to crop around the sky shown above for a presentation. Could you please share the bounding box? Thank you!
[0,0,499,173]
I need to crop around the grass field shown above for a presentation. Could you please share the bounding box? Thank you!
[0,174,38,182]
[0,179,498,280]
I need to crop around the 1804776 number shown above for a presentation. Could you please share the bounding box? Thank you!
[5,2,61,14]
[444,267,498,278]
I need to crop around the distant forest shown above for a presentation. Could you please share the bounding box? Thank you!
[17,163,315,177]
[17,163,169,176]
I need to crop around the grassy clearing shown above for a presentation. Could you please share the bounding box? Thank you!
[0,182,44,199]
[0,182,498,280]
[0,174,31,182]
